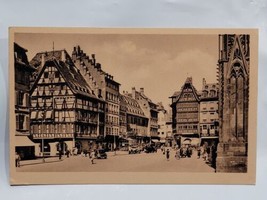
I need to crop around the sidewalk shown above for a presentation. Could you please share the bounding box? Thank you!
[18,156,66,167]
[106,150,129,157]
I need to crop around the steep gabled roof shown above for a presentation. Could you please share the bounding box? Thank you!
[171,77,200,103]
[30,50,99,100]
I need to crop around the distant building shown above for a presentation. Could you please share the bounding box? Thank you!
[199,78,219,146]
[29,50,105,156]
[130,87,158,143]
[119,93,127,140]
[170,77,200,147]
[71,46,120,150]
[216,34,250,172]
[14,43,36,160]
[120,92,149,144]
[157,103,173,147]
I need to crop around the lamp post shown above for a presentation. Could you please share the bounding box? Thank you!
[112,122,116,155]
[41,109,45,163]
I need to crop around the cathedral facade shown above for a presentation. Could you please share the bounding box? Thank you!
[216,34,250,172]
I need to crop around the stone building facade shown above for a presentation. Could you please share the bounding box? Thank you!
[120,92,149,144]
[71,46,120,150]
[131,87,158,142]
[199,78,219,146]
[157,103,173,147]
[14,43,36,160]
[216,34,250,172]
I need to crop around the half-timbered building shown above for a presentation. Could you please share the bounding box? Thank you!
[170,77,200,147]
[29,50,105,156]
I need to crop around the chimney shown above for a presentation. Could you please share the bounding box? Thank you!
[91,54,96,65]
[202,78,206,88]
[72,46,77,61]
[132,87,136,99]
[41,53,45,67]
[61,50,66,62]
[140,87,144,94]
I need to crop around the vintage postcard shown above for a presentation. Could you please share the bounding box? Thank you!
[9,28,258,185]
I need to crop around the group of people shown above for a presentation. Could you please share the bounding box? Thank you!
[175,146,193,159]
[160,144,212,162]
[80,149,98,164]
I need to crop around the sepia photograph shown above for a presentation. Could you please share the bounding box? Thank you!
[9,28,258,184]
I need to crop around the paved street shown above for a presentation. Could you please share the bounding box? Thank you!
[17,150,215,173]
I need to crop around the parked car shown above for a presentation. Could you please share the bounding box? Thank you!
[95,149,107,159]
[144,145,157,153]
[129,145,141,154]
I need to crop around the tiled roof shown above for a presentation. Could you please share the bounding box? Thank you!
[30,50,98,99]
[120,94,147,118]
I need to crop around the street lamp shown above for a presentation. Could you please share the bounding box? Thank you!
[112,122,116,155]
[41,108,45,163]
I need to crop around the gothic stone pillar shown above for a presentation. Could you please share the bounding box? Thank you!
[216,34,249,173]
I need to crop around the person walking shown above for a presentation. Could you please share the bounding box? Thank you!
[166,148,170,161]
[66,149,70,158]
[59,149,62,160]
[175,148,181,160]
[90,149,96,164]
[197,146,201,159]
[15,152,21,167]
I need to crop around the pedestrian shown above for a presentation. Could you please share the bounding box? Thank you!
[90,150,96,164]
[175,148,180,160]
[66,149,70,158]
[197,146,201,159]
[166,148,170,161]
[15,152,21,167]
[59,150,62,160]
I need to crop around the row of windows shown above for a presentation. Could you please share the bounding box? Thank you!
[127,115,148,126]
[107,103,119,114]
[202,90,217,98]
[106,127,119,135]
[106,115,119,126]
[200,125,215,130]
[33,85,72,96]
[201,107,216,110]
[31,123,74,134]
[178,125,198,129]
[202,119,216,122]
[106,82,119,91]
[16,115,29,131]
[177,102,198,108]
[76,111,98,123]
[177,113,198,118]
[15,91,29,107]
[177,118,198,122]
[201,112,217,115]
[106,92,119,103]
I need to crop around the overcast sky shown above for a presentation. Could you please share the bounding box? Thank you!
[15,32,218,109]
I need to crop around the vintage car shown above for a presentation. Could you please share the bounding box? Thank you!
[128,145,141,154]
[95,149,107,159]
[144,145,157,153]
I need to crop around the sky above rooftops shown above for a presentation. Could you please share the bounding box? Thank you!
[15,32,218,109]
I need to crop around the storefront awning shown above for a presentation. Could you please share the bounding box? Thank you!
[201,136,219,139]
[15,135,36,147]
